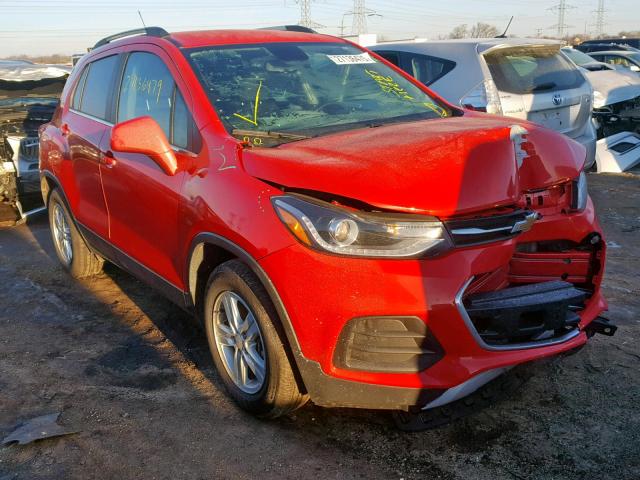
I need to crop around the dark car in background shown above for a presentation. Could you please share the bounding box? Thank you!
[577,38,640,52]
[588,51,640,75]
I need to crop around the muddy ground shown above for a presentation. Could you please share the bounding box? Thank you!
[0,173,638,480]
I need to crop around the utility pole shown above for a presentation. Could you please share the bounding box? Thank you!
[594,0,606,38]
[535,28,544,37]
[548,0,574,38]
[352,0,367,35]
[342,0,378,35]
[295,0,322,28]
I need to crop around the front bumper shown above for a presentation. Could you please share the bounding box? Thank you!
[259,200,607,410]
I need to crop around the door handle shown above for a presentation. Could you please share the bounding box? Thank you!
[100,150,117,168]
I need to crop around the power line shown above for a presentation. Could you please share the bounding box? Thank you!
[548,0,575,38]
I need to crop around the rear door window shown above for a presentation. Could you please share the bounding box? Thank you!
[484,45,584,94]
[78,55,119,120]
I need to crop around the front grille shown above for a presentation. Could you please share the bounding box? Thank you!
[445,209,537,247]
[333,316,444,373]
[462,280,585,347]
[19,137,39,162]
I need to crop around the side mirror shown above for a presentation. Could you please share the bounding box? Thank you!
[111,116,178,175]
[630,65,640,72]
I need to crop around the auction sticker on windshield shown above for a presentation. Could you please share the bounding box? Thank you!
[327,53,377,65]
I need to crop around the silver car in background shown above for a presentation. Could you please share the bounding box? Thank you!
[371,38,597,169]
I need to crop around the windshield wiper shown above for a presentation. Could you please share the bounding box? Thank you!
[232,128,311,140]
[529,82,557,92]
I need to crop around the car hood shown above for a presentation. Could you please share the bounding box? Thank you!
[242,115,584,217]
[584,69,640,108]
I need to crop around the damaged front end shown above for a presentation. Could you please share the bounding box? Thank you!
[0,66,67,224]
[586,69,640,172]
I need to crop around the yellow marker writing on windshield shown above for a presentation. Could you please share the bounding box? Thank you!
[233,80,263,126]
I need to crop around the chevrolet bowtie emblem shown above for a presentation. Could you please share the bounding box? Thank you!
[511,212,540,234]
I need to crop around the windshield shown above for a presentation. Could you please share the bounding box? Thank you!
[187,42,450,145]
[562,48,598,66]
[629,53,640,64]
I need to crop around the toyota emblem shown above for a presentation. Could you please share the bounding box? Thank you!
[552,94,563,106]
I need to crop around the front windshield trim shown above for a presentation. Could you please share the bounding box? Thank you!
[183,41,453,146]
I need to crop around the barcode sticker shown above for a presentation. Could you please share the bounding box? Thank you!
[327,53,377,65]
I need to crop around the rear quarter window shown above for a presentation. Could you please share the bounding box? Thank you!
[78,55,119,120]
[71,66,89,110]
[374,50,455,86]
[404,53,456,86]
[484,45,585,94]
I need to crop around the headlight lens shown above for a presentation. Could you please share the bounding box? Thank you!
[571,171,588,212]
[273,195,452,258]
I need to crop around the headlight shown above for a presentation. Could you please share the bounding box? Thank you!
[571,171,588,212]
[272,195,452,258]
[592,90,605,109]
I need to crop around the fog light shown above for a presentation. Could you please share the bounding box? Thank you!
[329,218,358,246]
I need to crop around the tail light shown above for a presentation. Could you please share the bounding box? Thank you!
[461,79,503,115]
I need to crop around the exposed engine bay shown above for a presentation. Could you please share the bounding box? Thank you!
[0,71,67,222]
[593,96,640,138]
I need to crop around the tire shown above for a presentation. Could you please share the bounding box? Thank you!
[48,189,103,278]
[204,259,308,418]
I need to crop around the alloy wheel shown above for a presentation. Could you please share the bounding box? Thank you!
[212,291,267,394]
[52,203,73,265]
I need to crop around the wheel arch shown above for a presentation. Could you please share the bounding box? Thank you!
[186,233,308,392]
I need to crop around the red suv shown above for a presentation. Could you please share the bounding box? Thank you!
[39,27,614,420]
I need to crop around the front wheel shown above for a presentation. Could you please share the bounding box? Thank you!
[48,189,103,278]
[204,260,308,418]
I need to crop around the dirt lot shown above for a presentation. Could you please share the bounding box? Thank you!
[0,173,638,480]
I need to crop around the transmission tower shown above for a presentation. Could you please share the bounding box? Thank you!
[594,0,606,38]
[548,0,574,38]
[352,0,368,35]
[296,0,322,28]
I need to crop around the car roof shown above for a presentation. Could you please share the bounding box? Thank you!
[589,50,638,56]
[372,37,561,53]
[113,29,342,50]
[583,38,639,43]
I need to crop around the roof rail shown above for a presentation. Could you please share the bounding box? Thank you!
[260,25,317,34]
[93,27,170,49]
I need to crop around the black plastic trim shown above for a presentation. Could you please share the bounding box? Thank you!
[94,27,171,49]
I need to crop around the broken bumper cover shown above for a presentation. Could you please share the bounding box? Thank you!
[259,203,607,411]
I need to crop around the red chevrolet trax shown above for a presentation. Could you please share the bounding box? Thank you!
[39,27,615,422]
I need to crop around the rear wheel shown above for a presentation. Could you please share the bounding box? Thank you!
[48,189,103,278]
[204,259,308,418]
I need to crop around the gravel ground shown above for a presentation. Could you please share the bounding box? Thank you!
[0,172,638,480]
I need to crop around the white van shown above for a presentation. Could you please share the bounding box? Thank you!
[372,39,597,169]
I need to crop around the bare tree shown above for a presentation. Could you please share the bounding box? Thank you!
[469,22,499,38]
[6,54,71,64]
[618,30,640,37]
[448,24,469,39]
[448,22,498,39]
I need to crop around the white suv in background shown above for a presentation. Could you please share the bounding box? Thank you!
[372,38,597,169]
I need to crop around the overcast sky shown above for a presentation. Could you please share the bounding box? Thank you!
[0,0,638,56]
